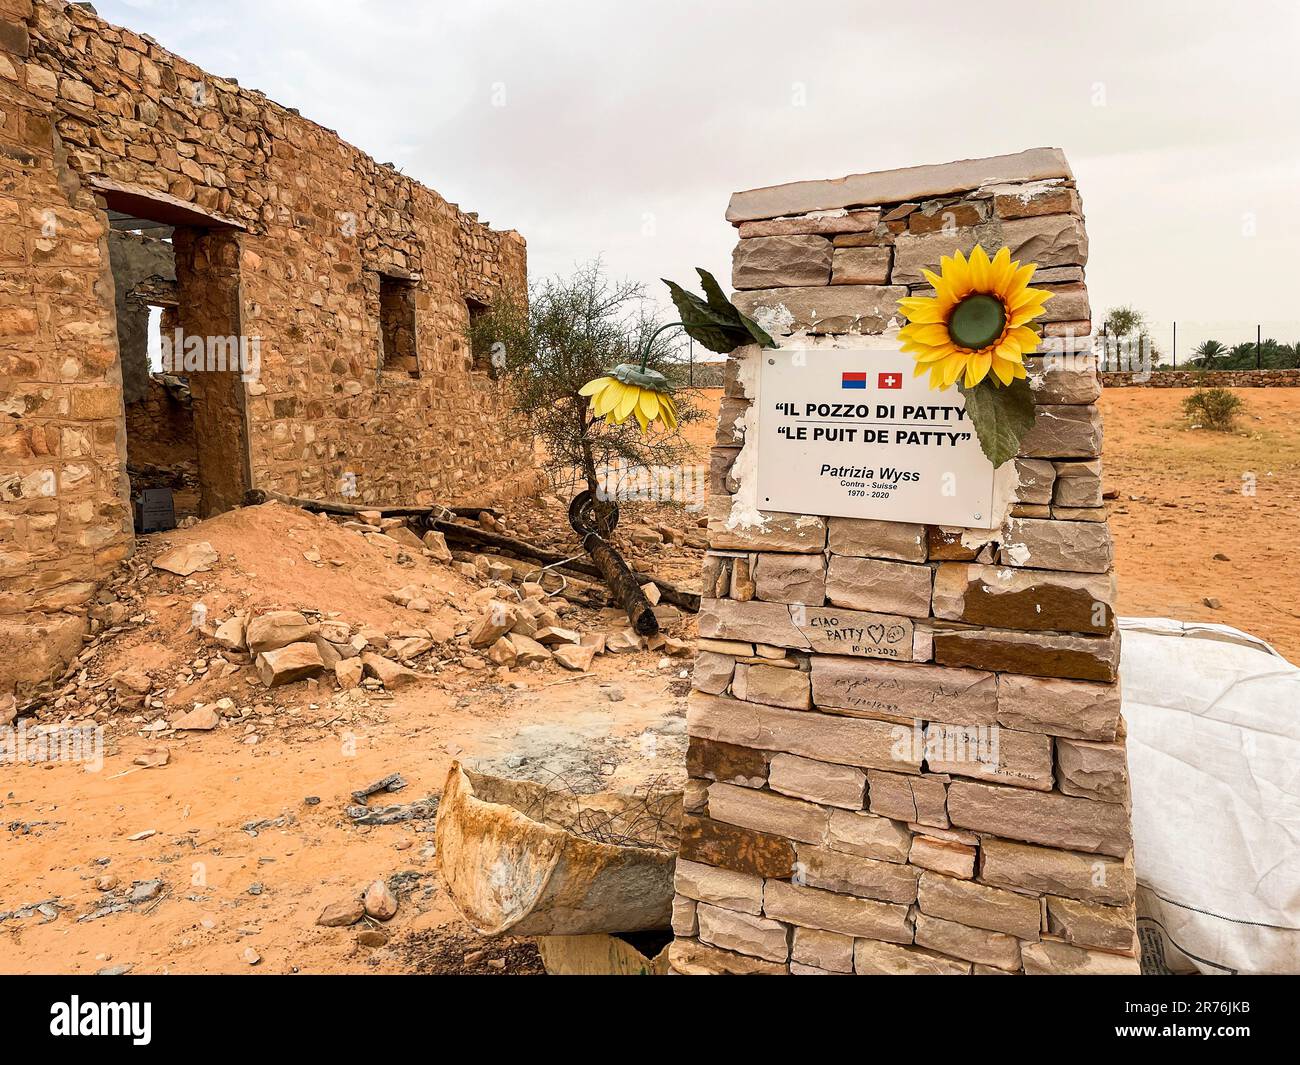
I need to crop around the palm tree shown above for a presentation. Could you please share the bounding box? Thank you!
[1192,339,1228,368]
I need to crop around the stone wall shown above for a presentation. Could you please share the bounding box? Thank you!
[0,0,534,695]
[671,149,1139,976]
[1102,369,1300,388]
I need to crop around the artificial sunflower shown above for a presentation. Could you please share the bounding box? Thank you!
[579,363,679,432]
[898,245,1052,390]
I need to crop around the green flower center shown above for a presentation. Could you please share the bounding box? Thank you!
[948,293,1006,350]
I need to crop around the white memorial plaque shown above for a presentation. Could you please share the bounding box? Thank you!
[755,344,997,525]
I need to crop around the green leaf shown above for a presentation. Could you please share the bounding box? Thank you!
[662,269,776,353]
[662,279,738,353]
[958,376,1036,468]
[695,268,775,348]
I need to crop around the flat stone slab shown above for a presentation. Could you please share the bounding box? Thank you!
[726,148,1073,222]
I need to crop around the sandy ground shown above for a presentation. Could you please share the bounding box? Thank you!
[4,383,1296,975]
[1102,387,1300,662]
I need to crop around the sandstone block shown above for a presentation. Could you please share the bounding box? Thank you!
[688,692,921,772]
[667,938,786,975]
[359,652,422,690]
[696,902,789,963]
[978,837,1133,905]
[1020,939,1139,975]
[812,655,996,725]
[1056,738,1129,802]
[726,148,1072,222]
[1046,895,1136,953]
[866,769,949,827]
[1018,404,1102,459]
[245,610,313,653]
[793,844,919,904]
[686,737,768,787]
[552,643,597,671]
[699,599,810,649]
[692,651,736,696]
[678,814,797,878]
[1053,459,1103,508]
[674,858,764,915]
[827,517,926,561]
[893,214,1088,286]
[825,556,933,617]
[853,937,971,975]
[826,808,912,862]
[255,641,325,687]
[996,674,1121,741]
[913,913,1022,971]
[752,552,826,605]
[707,781,830,844]
[732,662,812,710]
[932,562,1113,636]
[947,781,1132,857]
[917,872,1041,939]
[993,183,1080,220]
[731,285,907,335]
[933,626,1120,683]
[1026,354,1101,405]
[469,604,517,647]
[671,894,698,937]
[999,517,1113,574]
[791,605,914,660]
[1014,458,1056,505]
[768,753,866,809]
[737,209,880,238]
[924,721,1054,791]
[732,234,833,289]
[151,540,218,576]
[909,834,977,878]
[763,880,912,943]
[791,927,854,973]
[830,246,891,285]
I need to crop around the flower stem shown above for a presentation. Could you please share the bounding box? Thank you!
[639,322,685,371]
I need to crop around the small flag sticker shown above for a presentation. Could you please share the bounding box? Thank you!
[878,372,902,389]
[841,371,867,389]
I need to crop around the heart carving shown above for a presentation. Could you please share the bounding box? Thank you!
[867,624,885,644]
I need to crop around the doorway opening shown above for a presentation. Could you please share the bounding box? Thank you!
[101,186,250,530]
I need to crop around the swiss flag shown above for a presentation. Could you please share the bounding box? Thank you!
[877,372,902,389]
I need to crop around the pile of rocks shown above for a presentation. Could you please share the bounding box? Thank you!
[672,150,1138,976]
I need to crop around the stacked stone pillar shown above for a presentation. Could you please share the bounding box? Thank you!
[670,149,1139,975]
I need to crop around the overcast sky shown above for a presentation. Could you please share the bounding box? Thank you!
[103,0,1300,358]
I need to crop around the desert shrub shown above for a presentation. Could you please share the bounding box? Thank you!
[1182,387,1243,431]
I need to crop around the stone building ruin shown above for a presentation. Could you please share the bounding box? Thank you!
[1,0,532,694]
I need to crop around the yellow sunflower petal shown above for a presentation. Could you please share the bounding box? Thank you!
[1007,325,1043,355]
[989,247,1015,294]
[593,380,625,417]
[915,342,958,364]
[940,352,968,389]
[908,323,953,346]
[660,394,678,430]
[898,297,946,324]
[633,404,649,432]
[945,250,972,297]
[968,244,992,291]
[990,355,1017,386]
[578,376,613,397]
[964,351,992,388]
[638,388,660,425]
[921,267,957,304]
[614,384,640,422]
